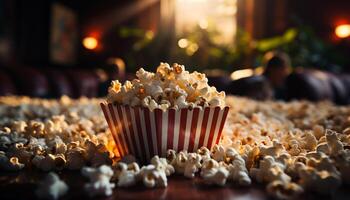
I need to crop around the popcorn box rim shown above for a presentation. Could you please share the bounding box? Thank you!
[100,102,230,112]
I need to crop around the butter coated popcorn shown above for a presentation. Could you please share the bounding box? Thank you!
[2,93,350,198]
[106,63,226,110]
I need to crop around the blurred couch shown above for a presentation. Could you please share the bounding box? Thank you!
[1,66,350,105]
[208,68,350,105]
[0,66,112,98]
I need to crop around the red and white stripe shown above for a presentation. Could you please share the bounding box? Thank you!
[101,103,229,163]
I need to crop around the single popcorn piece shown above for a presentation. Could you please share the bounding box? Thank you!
[184,153,202,178]
[7,143,32,165]
[117,162,140,187]
[200,159,219,177]
[166,149,177,166]
[173,151,188,174]
[150,155,175,176]
[66,148,86,170]
[112,162,128,180]
[118,170,138,187]
[35,172,68,200]
[139,164,168,188]
[202,166,229,186]
[106,63,226,110]
[300,132,317,151]
[197,146,211,161]
[81,165,115,197]
[11,121,27,133]
[211,144,226,162]
[326,130,344,156]
[227,155,251,186]
[250,156,290,184]
[260,140,285,157]
[85,141,112,167]
[46,136,67,155]
[267,180,303,200]
[0,151,25,171]
[316,142,330,154]
[313,125,325,140]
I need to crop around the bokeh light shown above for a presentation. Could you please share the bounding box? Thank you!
[335,24,350,38]
[230,69,254,80]
[83,37,98,50]
[198,19,208,29]
[178,38,189,48]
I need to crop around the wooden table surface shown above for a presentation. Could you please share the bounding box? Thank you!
[1,170,349,200]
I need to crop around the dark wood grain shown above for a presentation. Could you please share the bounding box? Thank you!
[1,170,349,200]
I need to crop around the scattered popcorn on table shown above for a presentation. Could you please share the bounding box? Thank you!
[1,93,350,199]
[0,96,114,171]
[106,63,226,110]
[35,172,68,200]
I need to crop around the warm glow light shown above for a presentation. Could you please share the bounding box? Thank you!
[186,43,199,55]
[254,66,264,75]
[145,31,154,40]
[230,69,254,80]
[335,24,350,38]
[83,37,98,50]
[178,38,189,48]
[175,0,237,45]
[198,19,208,29]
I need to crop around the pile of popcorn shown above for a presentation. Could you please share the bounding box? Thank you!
[106,63,226,110]
[0,96,116,172]
[1,95,350,199]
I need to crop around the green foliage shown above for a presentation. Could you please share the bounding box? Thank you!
[116,25,347,73]
[255,26,347,72]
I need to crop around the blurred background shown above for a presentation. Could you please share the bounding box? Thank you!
[1,0,350,104]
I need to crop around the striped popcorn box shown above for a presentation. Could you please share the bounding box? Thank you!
[101,102,229,163]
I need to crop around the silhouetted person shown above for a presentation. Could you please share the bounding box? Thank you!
[263,51,291,99]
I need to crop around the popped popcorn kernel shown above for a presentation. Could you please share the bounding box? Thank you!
[106,63,226,111]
